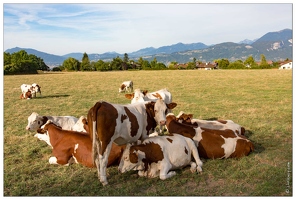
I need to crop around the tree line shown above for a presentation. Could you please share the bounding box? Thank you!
[4,50,285,75]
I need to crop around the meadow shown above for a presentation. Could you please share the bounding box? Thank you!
[3,69,292,196]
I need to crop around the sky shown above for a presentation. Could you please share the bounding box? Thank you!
[2,1,293,56]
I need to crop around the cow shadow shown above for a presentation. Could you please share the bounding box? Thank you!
[34,94,70,99]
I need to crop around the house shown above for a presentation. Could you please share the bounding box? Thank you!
[196,62,218,70]
[279,61,292,70]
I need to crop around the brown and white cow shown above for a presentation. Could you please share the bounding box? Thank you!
[165,113,254,159]
[176,111,245,135]
[20,90,32,99]
[119,81,133,93]
[125,88,172,105]
[87,96,177,185]
[26,112,78,131]
[21,83,41,98]
[125,88,173,133]
[35,120,126,167]
[118,133,203,180]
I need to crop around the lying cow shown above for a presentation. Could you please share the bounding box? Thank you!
[87,94,177,185]
[26,112,78,131]
[20,90,32,99]
[119,80,133,93]
[165,113,254,159]
[176,111,245,135]
[118,134,203,180]
[71,116,87,132]
[35,120,126,167]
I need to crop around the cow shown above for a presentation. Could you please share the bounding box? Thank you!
[21,83,41,98]
[118,133,203,180]
[20,90,32,99]
[119,81,133,93]
[165,113,254,159]
[31,83,42,97]
[176,111,245,135]
[71,116,88,132]
[35,120,126,167]
[87,94,177,185]
[26,112,78,132]
[125,88,172,105]
[125,88,173,133]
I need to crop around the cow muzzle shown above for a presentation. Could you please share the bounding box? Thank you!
[159,120,166,126]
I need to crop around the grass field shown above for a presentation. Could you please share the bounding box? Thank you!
[3,69,292,196]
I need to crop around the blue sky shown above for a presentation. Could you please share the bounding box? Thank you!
[3,1,293,56]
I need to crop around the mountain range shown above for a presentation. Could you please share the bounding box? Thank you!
[5,29,292,67]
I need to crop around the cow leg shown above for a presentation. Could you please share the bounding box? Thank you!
[189,162,197,173]
[49,156,70,166]
[159,162,175,180]
[99,142,113,186]
[189,140,203,173]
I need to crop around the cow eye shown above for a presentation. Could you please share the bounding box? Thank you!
[38,121,41,125]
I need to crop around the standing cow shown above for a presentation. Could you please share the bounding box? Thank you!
[87,95,177,185]
[118,134,203,180]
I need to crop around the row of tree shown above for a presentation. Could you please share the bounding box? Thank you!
[4,50,49,75]
[4,50,284,75]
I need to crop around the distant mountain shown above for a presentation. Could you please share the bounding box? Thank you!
[5,47,66,66]
[238,39,258,44]
[4,29,292,67]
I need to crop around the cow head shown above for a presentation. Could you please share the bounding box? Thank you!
[118,143,145,173]
[26,112,48,131]
[176,111,194,123]
[146,97,177,126]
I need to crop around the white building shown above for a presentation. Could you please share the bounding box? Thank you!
[279,61,292,70]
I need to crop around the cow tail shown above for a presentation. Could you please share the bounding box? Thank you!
[91,101,102,167]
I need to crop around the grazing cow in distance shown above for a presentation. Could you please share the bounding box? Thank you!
[87,95,177,185]
[26,112,78,132]
[21,83,41,98]
[31,83,42,97]
[165,113,254,159]
[176,111,245,135]
[20,90,32,99]
[118,133,203,180]
[119,81,133,93]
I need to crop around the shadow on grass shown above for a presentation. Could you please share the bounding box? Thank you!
[33,94,70,99]
[245,130,265,154]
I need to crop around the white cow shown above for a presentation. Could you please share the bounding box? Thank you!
[118,134,203,180]
[119,81,133,93]
[71,116,87,132]
[26,112,78,131]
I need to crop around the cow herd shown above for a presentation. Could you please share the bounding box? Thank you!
[23,80,254,186]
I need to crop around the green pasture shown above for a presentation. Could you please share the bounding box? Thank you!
[3,69,292,196]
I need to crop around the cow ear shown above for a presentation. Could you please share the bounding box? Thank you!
[152,93,162,99]
[188,114,193,119]
[125,93,134,100]
[167,102,177,109]
[142,90,148,96]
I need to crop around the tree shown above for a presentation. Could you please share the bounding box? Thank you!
[110,56,122,70]
[215,59,229,69]
[259,54,270,69]
[244,56,257,68]
[81,52,91,71]
[62,57,80,71]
